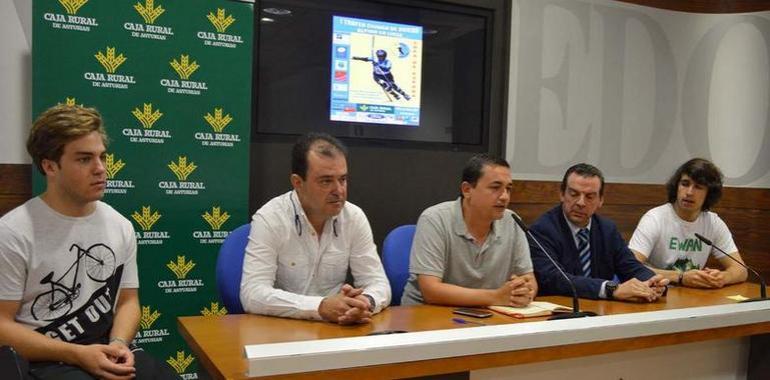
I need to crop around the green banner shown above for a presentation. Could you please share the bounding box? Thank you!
[33,0,253,377]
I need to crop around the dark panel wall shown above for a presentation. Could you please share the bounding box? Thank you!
[248,0,511,245]
[248,140,475,246]
[0,164,31,216]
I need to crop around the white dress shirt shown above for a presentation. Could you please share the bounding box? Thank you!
[240,190,391,320]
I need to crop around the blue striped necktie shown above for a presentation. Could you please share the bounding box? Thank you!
[577,228,591,277]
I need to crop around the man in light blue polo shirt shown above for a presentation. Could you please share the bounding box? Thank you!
[401,154,536,306]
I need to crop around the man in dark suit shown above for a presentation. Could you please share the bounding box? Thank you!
[529,163,669,302]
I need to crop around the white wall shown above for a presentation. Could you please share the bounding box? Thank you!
[507,0,770,187]
[1,0,32,164]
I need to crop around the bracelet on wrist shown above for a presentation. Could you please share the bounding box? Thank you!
[109,337,130,347]
[677,271,685,285]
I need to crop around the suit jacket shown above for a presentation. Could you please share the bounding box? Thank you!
[529,205,654,299]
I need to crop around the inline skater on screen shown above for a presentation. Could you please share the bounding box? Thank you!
[353,49,411,101]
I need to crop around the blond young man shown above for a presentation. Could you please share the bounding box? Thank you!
[0,105,176,379]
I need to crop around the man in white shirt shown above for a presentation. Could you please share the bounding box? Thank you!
[629,158,748,288]
[240,133,391,324]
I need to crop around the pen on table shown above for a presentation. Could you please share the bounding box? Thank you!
[452,317,487,326]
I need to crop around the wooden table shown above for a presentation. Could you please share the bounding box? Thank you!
[178,283,770,379]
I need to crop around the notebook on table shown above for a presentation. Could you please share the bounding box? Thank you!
[489,301,573,318]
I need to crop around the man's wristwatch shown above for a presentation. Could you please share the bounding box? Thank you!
[677,271,685,286]
[362,294,375,312]
[605,281,619,300]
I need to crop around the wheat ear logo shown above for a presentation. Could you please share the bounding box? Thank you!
[139,305,161,330]
[201,302,228,316]
[95,47,127,74]
[132,103,163,129]
[105,154,126,179]
[62,97,83,107]
[202,207,230,230]
[167,256,195,279]
[134,0,165,24]
[166,351,194,374]
[168,156,197,181]
[59,0,88,15]
[170,55,199,80]
[131,206,161,231]
[204,108,233,133]
[207,8,235,33]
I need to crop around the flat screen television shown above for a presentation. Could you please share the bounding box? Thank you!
[253,0,502,151]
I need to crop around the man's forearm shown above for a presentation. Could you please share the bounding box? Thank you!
[242,284,325,320]
[421,282,500,307]
[0,320,81,364]
[724,265,749,285]
[110,289,140,344]
[645,266,681,283]
[110,300,139,344]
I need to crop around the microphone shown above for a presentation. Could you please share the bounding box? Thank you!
[693,233,767,302]
[511,213,597,319]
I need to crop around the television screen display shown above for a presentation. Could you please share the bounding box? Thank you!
[329,16,423,127]
[255,0,491,150]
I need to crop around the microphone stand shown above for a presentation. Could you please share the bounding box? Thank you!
[512,213,597,319]
[694,233,767,303]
